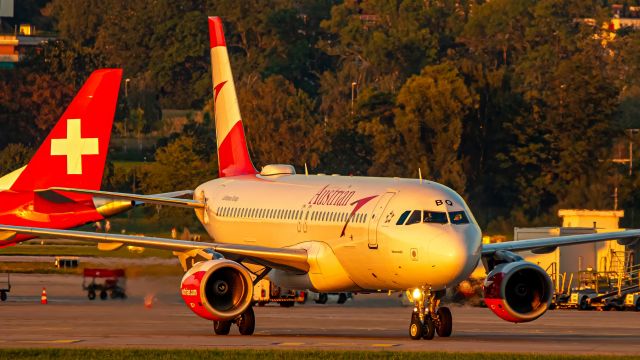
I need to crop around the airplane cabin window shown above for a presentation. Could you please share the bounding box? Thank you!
[423,211,448,224]
[449,211,470,224]
[405,210,421,225]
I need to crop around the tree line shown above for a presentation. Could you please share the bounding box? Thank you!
[2,0,640,232]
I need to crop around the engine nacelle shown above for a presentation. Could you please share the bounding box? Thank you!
[483,260,553,323]
[180,259,253,321]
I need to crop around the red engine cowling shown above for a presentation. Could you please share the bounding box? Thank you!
[483,261,553,323]
[180,259,253,321]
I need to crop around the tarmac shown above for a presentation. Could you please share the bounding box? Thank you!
[1,273,640,354]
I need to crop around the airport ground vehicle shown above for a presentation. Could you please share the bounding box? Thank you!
[311,291,353,304]
[0,273,10,301]
[82,268,126,300]
[253,279,306,307]
[624,292,640,311]
[551,260,640,310]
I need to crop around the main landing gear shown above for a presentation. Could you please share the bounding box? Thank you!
[408,287,452,340]
[213,306,256,336]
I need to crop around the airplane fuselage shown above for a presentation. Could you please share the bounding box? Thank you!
[194,172,482,292]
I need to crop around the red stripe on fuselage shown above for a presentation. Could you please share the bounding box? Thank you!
[340,195,378,237]
[218,121,257,177]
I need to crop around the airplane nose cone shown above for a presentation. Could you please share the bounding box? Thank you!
[429,228,481,286]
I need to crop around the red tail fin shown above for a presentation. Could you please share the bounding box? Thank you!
[10,69,122,192]
[208,16,257,178]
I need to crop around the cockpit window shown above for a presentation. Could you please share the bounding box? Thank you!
[449,211,469,224]
[404,210,422,225]
[423,211,448,224]
[396,210,411,225]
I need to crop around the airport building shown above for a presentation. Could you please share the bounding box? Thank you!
[517,209,633,293]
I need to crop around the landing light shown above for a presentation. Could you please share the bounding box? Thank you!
[412,288,422,300]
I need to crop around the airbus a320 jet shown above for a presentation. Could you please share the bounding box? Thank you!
[3,17,640,340]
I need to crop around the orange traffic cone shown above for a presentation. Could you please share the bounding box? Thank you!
[144,293,154,309]
[40,287,47,304]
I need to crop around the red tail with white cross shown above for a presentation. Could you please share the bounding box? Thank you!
[10,69,122,192]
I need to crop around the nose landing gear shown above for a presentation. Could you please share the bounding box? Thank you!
[408,287,452,340]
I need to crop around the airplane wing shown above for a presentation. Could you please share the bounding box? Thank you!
[0,224,308,273]
[482,229,640,255]
[36,187,204,209]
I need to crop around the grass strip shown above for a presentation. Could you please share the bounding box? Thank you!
[0,349,638,360]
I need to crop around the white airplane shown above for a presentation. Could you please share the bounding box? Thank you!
[3,16,640,340]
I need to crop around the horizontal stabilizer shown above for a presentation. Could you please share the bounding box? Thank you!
[37,188,204,209]
[0,231,16,242]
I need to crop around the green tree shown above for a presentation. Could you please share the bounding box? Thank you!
[393,62,477,194]
[140,136,215,227]
[0,144,35,174]
[237,75,326,170]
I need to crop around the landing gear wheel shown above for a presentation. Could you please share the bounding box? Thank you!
[237,306,255,335]
[213,320,232,335]
[315,293,328,304]
[279,301,295,308]
[409,314,423,340]
[337,293,348,304]
[579,296,589,311]
[435,307,452,337]
[422,316,435,340]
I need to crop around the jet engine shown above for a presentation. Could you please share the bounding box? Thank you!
[180,259,253,321]
[483,260,553,323]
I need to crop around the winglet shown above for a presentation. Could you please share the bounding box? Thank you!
[208,16,257,178]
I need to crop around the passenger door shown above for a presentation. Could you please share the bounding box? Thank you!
[367,192,395,249]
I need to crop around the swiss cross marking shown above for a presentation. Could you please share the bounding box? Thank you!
[50,119,99,175]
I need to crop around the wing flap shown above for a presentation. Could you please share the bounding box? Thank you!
[0,224,309,273]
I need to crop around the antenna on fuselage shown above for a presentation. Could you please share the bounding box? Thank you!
[418,168,423,184]
[304,163,309,177]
